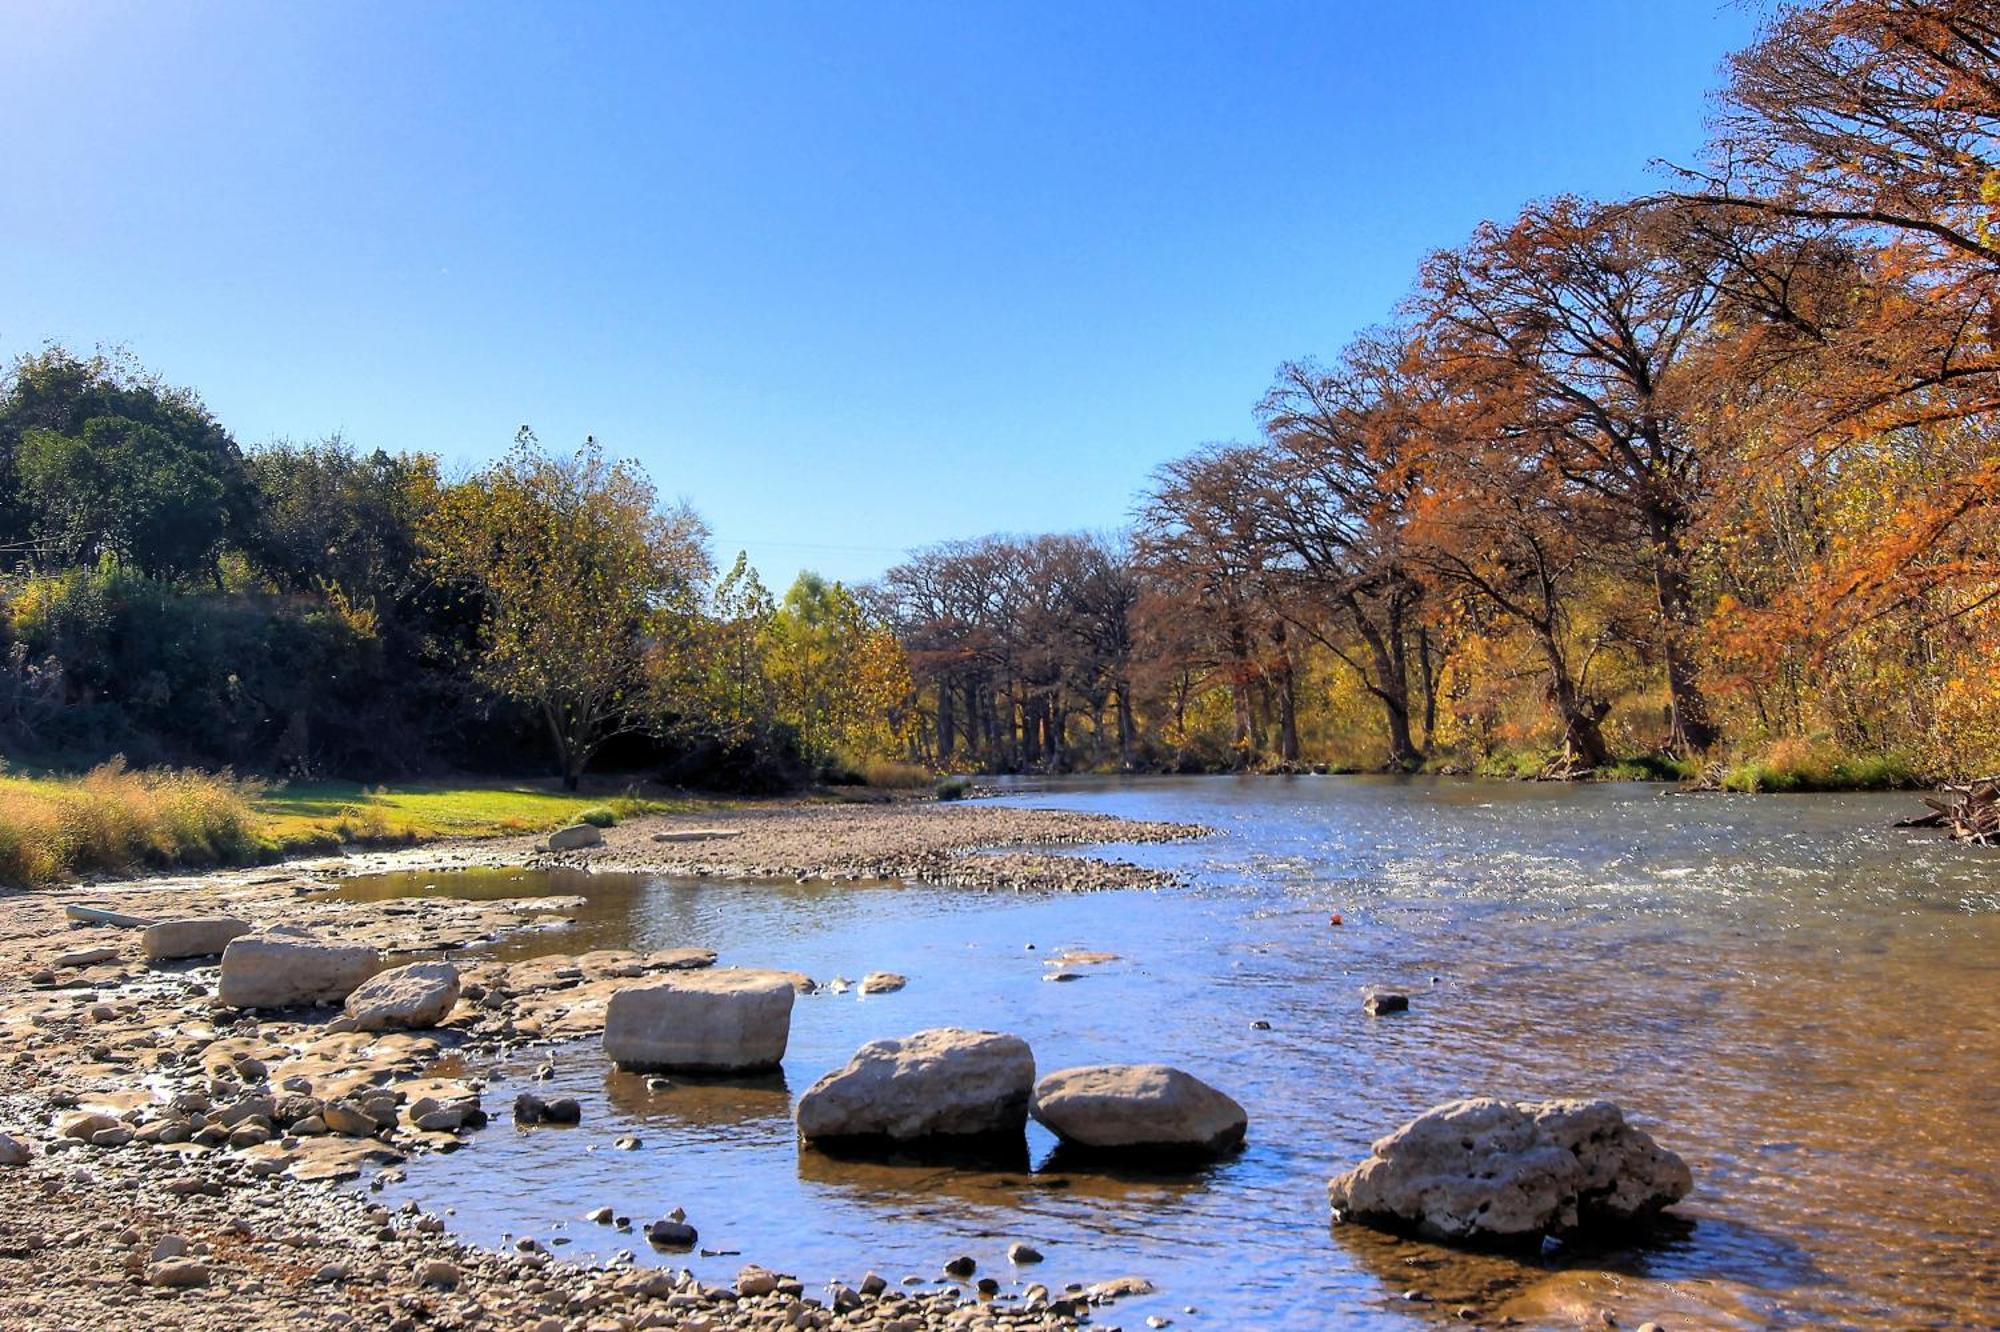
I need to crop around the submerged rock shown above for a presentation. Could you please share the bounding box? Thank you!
[602,970,795,1073]
[513,1093,581,1125]
[344,960,461,1031]
[795,1028,1034,1145]
[217,931,381,1009]
[1327,1097,1692,1244]
[1031,1064,1247,1159]
[1363,992,1410,1016]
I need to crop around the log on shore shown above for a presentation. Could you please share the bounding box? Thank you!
[1895,778,1999,845]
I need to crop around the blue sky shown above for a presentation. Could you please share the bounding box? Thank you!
[1,1,1763,586]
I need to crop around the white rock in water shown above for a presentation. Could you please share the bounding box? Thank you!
[547,823,603,851]
[794,1028,1034,1144]
[1031,1064,1247,1157]
[344,960,461,1031]
[142,916,252,961]
[602,970,795,1073]
[858,971,906,995]
[1327,1097,1692,1244]
[218,931,381,1008]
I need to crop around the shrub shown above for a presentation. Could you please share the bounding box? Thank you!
[578,805,617,827]
[1721,737,1917,792]
[934,775,971,801]
[860,760,931,789]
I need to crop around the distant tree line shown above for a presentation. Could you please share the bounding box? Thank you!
[882,0,1999,781]
[2,0,1993,788]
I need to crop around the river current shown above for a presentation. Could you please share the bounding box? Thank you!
[339,776,2000,1329]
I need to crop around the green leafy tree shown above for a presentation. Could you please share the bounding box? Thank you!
[422,429,711,789]
[0,347,253,581]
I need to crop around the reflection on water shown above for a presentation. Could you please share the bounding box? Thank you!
[356,777,2000,1329]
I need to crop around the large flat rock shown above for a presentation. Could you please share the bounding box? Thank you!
[602,969,794,1073]
[795,1028,1035,1144]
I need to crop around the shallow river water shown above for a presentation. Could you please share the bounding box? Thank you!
[336,777,2000,1329]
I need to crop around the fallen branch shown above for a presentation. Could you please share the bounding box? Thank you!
[1896,778,2000,845]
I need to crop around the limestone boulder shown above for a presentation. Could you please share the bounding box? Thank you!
[218,930,381,1009]
[795,1028,1034,1144]
[142,916,252,961]
[1326,1097,1692,1244]
[547,823,603,851]
[1030,1064,1247,1158]
[344,961,461,1031]
[602,969,794,1073]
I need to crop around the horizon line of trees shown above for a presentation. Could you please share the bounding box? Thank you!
[2,0,1995,788]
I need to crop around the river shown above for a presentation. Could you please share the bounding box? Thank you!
[340,776,2000,1329]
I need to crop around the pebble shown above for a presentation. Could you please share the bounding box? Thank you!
[944,1255,977,1279]
[1008,1242,1043,1264]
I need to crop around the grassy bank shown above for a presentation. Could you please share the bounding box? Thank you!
[0,765,697,888]
[0,761,265,888]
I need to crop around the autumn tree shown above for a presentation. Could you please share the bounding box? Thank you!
[1417,198,1728,753]
[1670,0,2000,649]
[1254,335,1435,767]
[423,430,711,789]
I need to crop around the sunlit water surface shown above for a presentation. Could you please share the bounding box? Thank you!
[332,777,2000,1329]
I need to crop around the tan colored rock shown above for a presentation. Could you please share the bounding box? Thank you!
[547,823,603,851]
[56,1110,121,1141]
[859,971,906,994]
[142,916,252,961]
[218,931,381,1008]
[603,970,794,1073]
[344,960,461,1031]
[794,1028,1034,1144]
[1031,1064,1247,1158]
[1327,1097,1692,1244]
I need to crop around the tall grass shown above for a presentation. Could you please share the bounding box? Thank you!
[0,758,265,888]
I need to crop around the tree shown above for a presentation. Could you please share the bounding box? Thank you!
[423,430,711,789]
[1417,198,1726,753]
[1,347,254,581]
[1670,0,2000,648]
[1255,337,1433,767]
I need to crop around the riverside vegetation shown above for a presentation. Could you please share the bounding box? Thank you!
[1,0,1996,851]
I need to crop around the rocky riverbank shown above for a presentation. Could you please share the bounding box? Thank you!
[0,800,1205,1331]
[362,800,1209,892]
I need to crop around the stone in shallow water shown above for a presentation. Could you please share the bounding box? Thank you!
[1363,991,1410,1016]
[1327,1097,1692,1245]
[794,1028,1034,1145]
[602,970,795,1074]
[1031,1064,1247,1159]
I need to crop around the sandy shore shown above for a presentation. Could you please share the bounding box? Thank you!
[0,799,1205,1331]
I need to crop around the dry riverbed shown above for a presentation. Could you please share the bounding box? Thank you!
[0,800,1204,1332]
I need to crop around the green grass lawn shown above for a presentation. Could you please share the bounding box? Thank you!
[254,779,698,852]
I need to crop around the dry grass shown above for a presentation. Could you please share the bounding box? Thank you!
[0,759,265,888]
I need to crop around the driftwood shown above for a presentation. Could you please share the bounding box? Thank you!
[1895,777,2000,845]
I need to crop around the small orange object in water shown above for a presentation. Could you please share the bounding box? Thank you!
[1329,912,1344,926]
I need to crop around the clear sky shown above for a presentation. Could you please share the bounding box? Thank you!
[1,1,1763,587]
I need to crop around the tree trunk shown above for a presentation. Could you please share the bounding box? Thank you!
[1115,683,1135,770]
[1541,639,1612,768]
[1649,522,1718,754]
